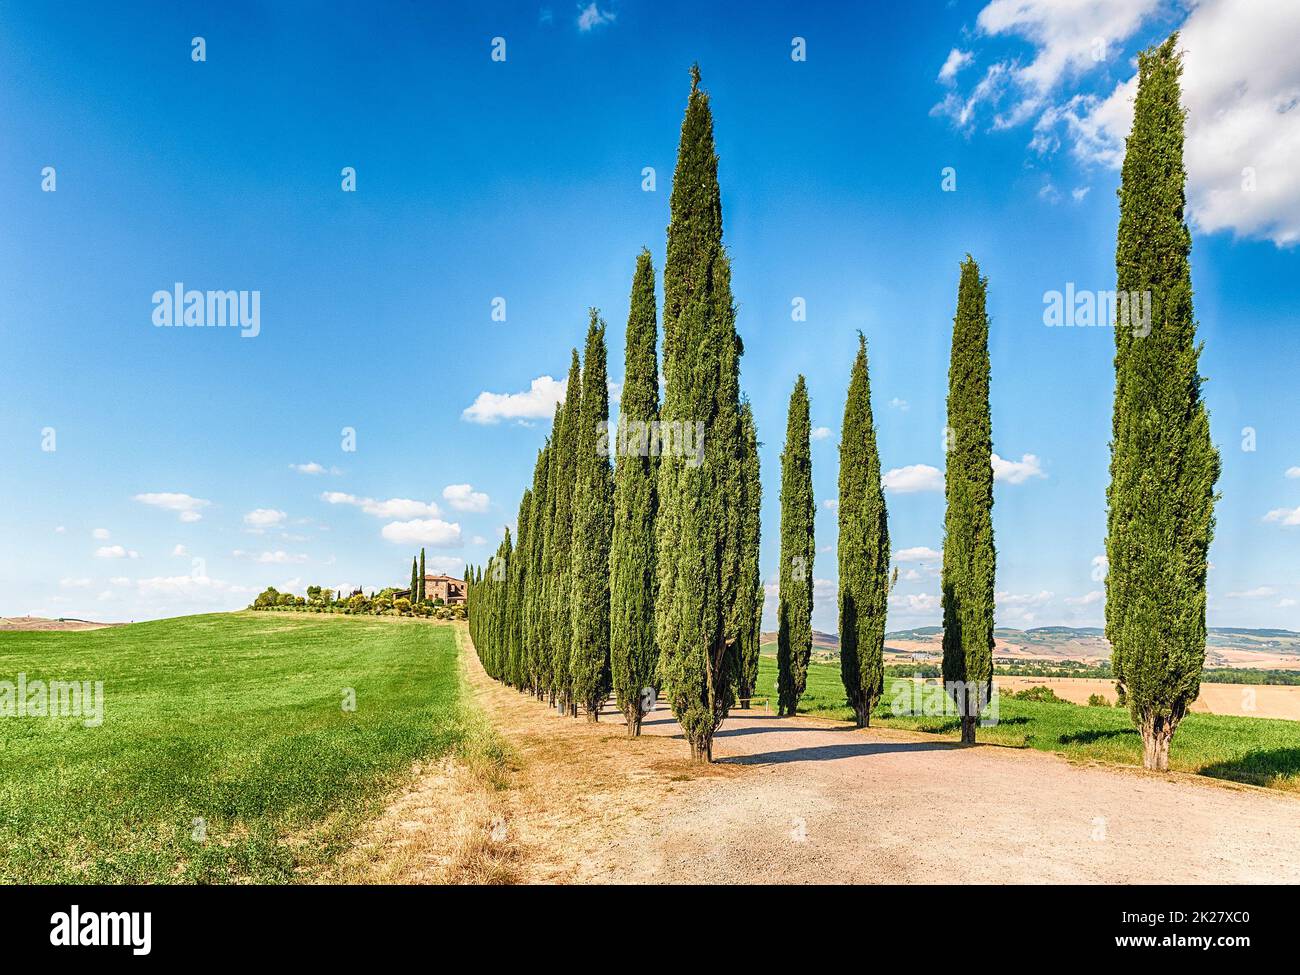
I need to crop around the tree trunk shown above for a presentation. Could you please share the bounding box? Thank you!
[587,704,599,723]
[625,708,642,737]
[960,714,976,744]
[1140,710,1175,771]
[689,737,713,763]
[855,706,869,729]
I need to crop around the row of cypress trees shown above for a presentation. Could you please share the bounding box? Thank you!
[408,548,427,603]
[472,36,1216,771]
[469,66,764,761]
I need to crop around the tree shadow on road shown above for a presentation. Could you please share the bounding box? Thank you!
[719,739,963,766]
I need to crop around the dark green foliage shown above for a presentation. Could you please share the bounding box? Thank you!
[1106,34,1219,771]
[418,549,426,603]
[507,489,532,689]
[570,312,615,720]
[734,400,762,708]
[776,376,814,717]
[838,334,890,727]
[941,256,996,744]
[610,251,661,735]
[656,66,747,761]
[525,443,552,697]
[549,349,582,715]
[410,557,418,600]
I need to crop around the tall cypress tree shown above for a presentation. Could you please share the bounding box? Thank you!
[838,333,890,727]
[525,443,552,698]
[570,311,614,721]
[549,349,582,715]
[941,256,995,745]
[610,250,661,735]
[1107,35,1219,771]
[540,404,564,706]
[734,400,762,708]
[657,65,747,762]
[418,548,426,602]
[776,376,814,717]
[508,489,532,689]
[410,556,418,601]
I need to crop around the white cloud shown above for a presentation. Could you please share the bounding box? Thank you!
[889,398,910,412]
[1279,598,1297,608]
[322,492,441,519]
[811,426,832,441]
[576,2,615,31]
[1263,506,1300,526]
[894,545,942,563]
[95,545,139,560]
[135,574,255,599]
[442,483,491,513]
[822,498,838,511]
[290,462,340,475]
[471,535,487,546]
[938,47,974,84]
[244,508,287,530]
[997,589,1054,607]
[92,528,111,540]
[1065,590,1103,605]
[1071,185,1091,201]
[890,591,942,613]
[172,544,188,557]
[1226,586,1278,599]
[944,0,1300,246]
[1092,553,1109,580]
[54,525,66,534]
[134,492,211,522]
[233,549,309,565]
[883,464,943,493]
[462,375,566,425]
[59,577,93,589]
[381,518,463,547]
[993,452,1047,484]
[1286,466,1300,479]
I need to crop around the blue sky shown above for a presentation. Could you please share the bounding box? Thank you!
[2,0,1298,631]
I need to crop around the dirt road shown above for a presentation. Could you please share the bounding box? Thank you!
[357,636,1300,884]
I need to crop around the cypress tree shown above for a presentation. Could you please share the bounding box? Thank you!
[549,349,582,715]
[610,251,661,735]
[570,311,615,721]
[734,400,762,708]
[941,256,995,745]
[776,376,814,717]
[525,443,551,698]
[410,556,418,601]
[838,333,890,728]
[656,65,747,762]
[507,489,532,689]
[418,548,426,603]
[1106,34,1219,771]
[539,404,564,706]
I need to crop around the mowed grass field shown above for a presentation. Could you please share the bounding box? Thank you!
[0,612,480,883]
[755,650,1300,792]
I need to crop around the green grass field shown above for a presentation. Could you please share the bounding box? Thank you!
[0,612,477,883]
[755,650,1300,792]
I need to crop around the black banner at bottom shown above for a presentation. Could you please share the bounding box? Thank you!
[0,883,1276,960]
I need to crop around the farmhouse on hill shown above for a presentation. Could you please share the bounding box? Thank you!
[394,573,467,605]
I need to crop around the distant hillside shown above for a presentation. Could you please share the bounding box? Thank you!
[759,624,1300,670]
[881,625,1300,671]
